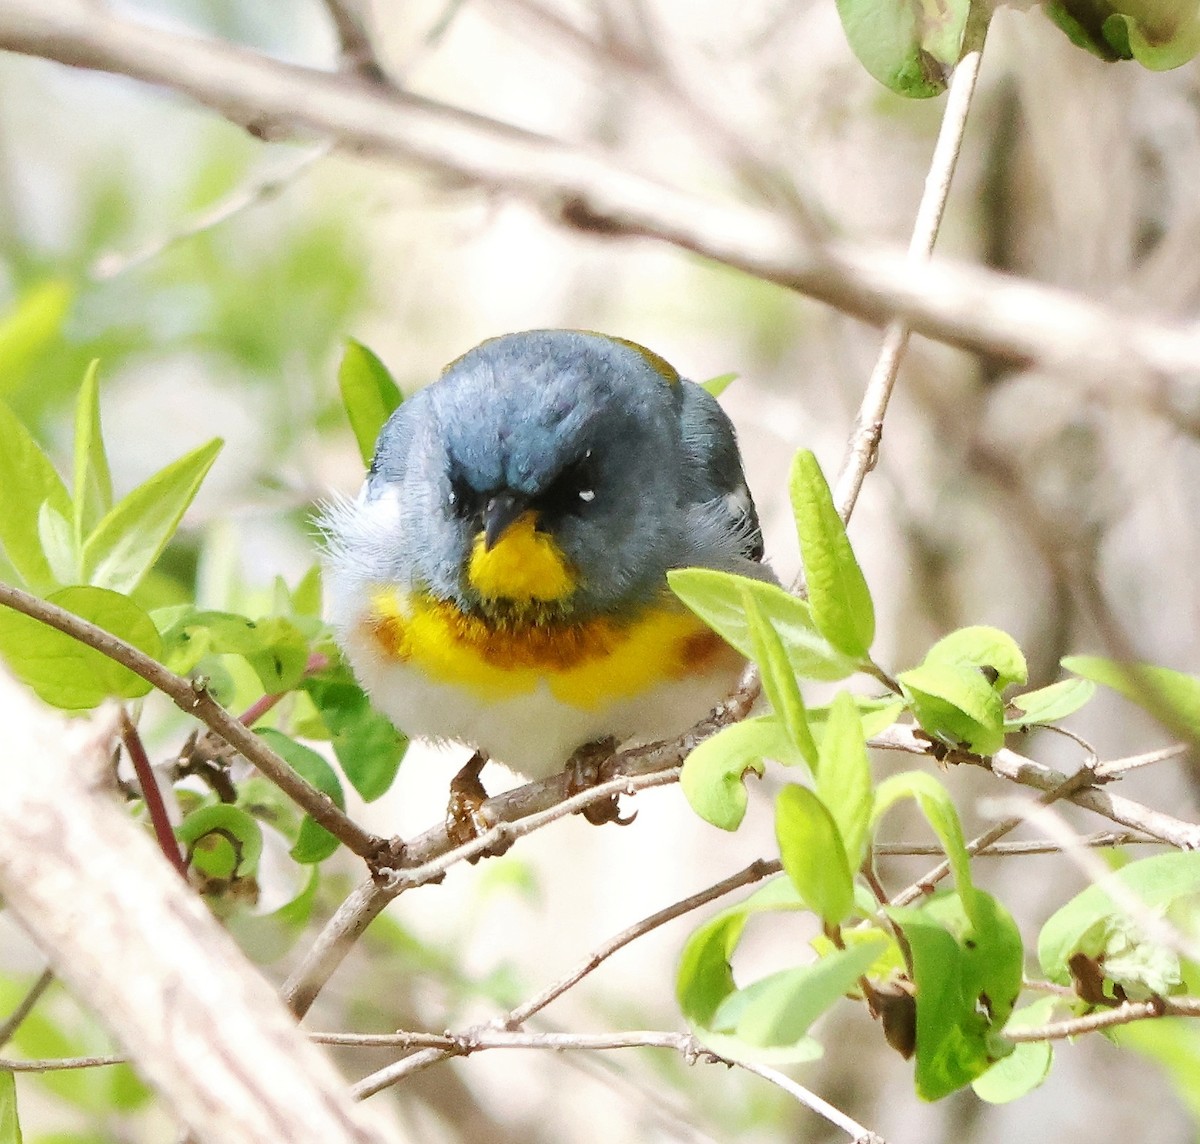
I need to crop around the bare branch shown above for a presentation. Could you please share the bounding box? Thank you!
[0,671,392,1144]
[0,581,390,864]
[283,674,760,1016]
[872,724,1200,851]
[1004,997,1200,1043]
[834,10,988,521]
[1,2,1199,381]
[0,967,53,1048]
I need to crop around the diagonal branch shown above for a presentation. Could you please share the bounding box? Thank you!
[0,581,389,864]
[1,2,1199,380]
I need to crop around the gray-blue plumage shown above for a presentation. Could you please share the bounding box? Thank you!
[344,329,765,618]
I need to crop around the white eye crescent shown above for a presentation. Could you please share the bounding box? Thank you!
[579,488,596,503]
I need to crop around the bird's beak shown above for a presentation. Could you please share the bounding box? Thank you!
[482,491,528,551]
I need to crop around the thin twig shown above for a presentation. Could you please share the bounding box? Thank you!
[505,858,781,1028]
[284,674,761,1017]
[320,0,387,81]
[90,143,331,280]
[0,967,54,1048]
[120,709,187,877]
[0,581,388,864]
[874,831,1154,857]
[1004,997,1200,1042]
[733,1060,884,1144]
[0,1053,126,1072]
[832,8,986,521]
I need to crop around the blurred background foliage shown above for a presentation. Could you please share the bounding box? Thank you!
[2,0,1200,1141]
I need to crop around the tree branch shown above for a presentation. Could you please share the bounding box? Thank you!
[0,670,393,1144]
[1,2,1199,380]
[0,581,390,865]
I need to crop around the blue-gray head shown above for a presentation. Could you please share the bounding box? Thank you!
[342,329,762,621]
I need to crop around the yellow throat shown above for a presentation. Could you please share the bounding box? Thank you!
[466,511,576,602]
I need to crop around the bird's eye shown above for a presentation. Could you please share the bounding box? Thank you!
[447,472,483,521]
[537,451,597,520]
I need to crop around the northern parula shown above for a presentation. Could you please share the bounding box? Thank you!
[321,329,768,791]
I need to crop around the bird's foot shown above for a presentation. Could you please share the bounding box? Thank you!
[446,753,511,858]
[564,737,635,826]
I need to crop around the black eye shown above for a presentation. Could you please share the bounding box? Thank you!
[536,450,597,521]
[447,471,485,522]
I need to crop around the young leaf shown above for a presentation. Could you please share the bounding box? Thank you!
[72,360,114,548]
[816,691,873,870]
[256,728,346,864]
[971,998,1056,1104]
[700,372,737,398]
[0,399,73,591]
[789,449,875,660]
[775,784,855,925]
[176,803,264,882]
[721,937,888,1049]
[37,502,78,585]
[1063,655,1200,742]
[742,585,818,767]
[0,1069,22,1144]
[897,661,1005,755]
[677,878,806,1027]
[1037,851,1200,984]
[836,0,971,97]
[888,893,1017,1099]
[668,568,858,682]
[1005,677,1095,729]
[0,586,161,709]
[925,626,1027,691]
[338,339,402,465]
[305,672,408,802]
[682,716,800,830]
[82,438,222,595]
[872,771,976,911]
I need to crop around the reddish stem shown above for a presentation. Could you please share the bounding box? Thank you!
[235,652,330,728]
[120,710,188,878]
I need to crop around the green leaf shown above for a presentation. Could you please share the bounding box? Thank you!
[1044,0,1200,67]
[0,1070,22,1144]
[1005,677,1095,729]
[971,997,1056,1104]
[925,626,1027,691]
[699,372,737,398]
[305,672,408,802]
[789,449,875,659]
[81,438,222,595]
[835,0,971,97]
[37,502,78,585]
[1063,655,1200,742]
[0,399,72,591]
[678,910,748,1027]
[1038,851,1200,984]
[816,692,873,869]
[898,661,1005,755]
[775,784,855,925]
[0,586,161,708]
[71,361,114,549]
[741,585,818,767]
[677,878,806,1027]
[256,729,346,864]
[681,716,796,830]
[338,339,402,465]
[176,803,264,882]
[668,568,859,682]
[0,279,72,397]
[721,937,888,1049]
[227,867,321,964]
[872,771,976,912]
[890,891,1022,1100]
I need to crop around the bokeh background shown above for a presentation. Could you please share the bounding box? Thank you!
[2,0,1200,1139]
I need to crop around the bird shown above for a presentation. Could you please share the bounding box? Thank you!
[320,329,768,830]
